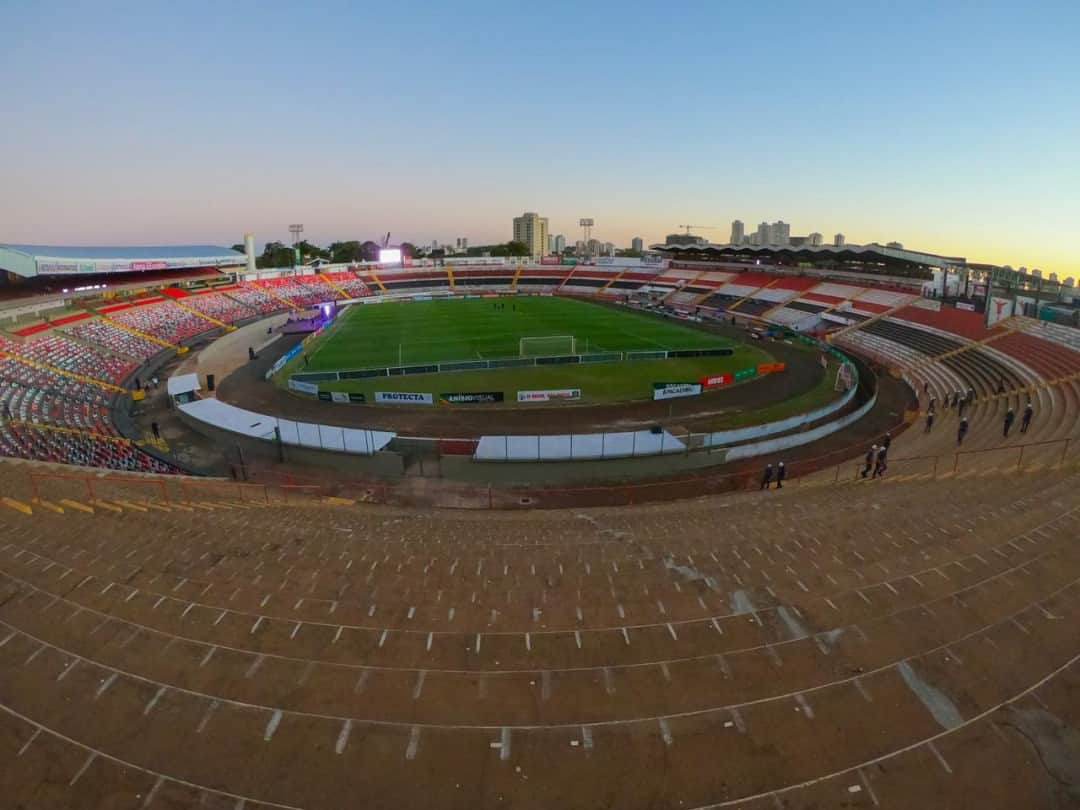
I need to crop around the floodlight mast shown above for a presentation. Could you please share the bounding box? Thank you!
[579,219,594,256]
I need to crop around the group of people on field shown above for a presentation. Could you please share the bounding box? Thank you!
[921,381,1033,446]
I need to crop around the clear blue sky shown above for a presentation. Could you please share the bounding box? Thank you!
[2,0,1077,274]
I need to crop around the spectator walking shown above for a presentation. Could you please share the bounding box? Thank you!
[862,445,878,478]
[1003,408,1015,437]
[872,446,888,479]
[925,410,935,433]
[997,376,1006,395]
[760,464,773,490]
[881,432,892,452]
[1021,401,1034,433]
[776,462,786,489]
[958,397,967,418]
[957,417,969,445]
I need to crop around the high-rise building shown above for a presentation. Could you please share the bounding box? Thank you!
[756,222,771,246]
[602,241,616,257]
[512,212,549,258]
[461,238,468,250]
[547,234,555,253]
[730,220,744,245]
[631,236,644,253]
[770,221,790,246]
[554,234,566,253]
[586,238,602,256]
[834,233,846,247]
[808,232,823,247]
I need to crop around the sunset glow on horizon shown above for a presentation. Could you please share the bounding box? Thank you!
[1,1,1077,276]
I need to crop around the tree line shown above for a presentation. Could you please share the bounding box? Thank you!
[231,239,531,269]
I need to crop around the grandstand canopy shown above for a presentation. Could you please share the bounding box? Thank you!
[651,242,966,280]
[0,243,245,278]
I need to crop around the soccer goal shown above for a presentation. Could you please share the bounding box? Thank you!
[519,335,577,357]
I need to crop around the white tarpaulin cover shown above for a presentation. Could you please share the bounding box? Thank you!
[179,398,395,455]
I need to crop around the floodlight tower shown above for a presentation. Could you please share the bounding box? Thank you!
[288,224,304,267]
[579,218,594,254]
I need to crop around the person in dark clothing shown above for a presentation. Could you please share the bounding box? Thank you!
[957,417,969,445]
[928,397,937,415]
[925,411,935,433]
[862,445,878,478]
[872,447,888,478]
[1003,408,1015,437]
[923,381,929,395]
[151,421,160,439]
[1021,401,1034,433]
[997,377,1006,395]
[881,433,892,451]
[776,462,786,489]
[967,387,975,403]
[760,464,773,490]
[958,397,967,418]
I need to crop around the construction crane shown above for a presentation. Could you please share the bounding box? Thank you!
[677,224,719,235]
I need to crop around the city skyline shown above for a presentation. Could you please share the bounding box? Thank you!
[1,2,1077,275]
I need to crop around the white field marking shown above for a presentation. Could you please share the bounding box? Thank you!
[378,629,389,648]
[1012,619,1031,635]
[405,726,421,760]
[854,678,873,703]
[16,727,40,757]
[214,610,228,626]
[574,630,582,649]
[525,632,531,651]
[475,633,482,654]
[69,751,97,785]
[250,617,264,634]
[290,622,302,640]
[125,589,139,603]
[0,631,16,648]
[730,707,747,733]
[500,727,511,761]
[333,626,344,644]
[857,590,872,605]
[766,646,782,667]
[621,627,630,645]
[667,623,678,640]
[603,668,615,695]
[56,659,78,681]
[144,686,166,715]
[581,726,594,751]
[24,643,46,665]
[711,618,723,634]
[264,710,282,741]
[354,671,370,694]
[412,670,427,700]
[98,583,113,596]
[794,693,815,719]
[143,775,165,807]
[181,604,196,620]
[245,655,265,679]
[659,718,674,746]
[945,647,963,665]
[858,768,881,806]
[660,662,672,682]
[927,740,952,774]
[716,655,731,678]
[297,662,315,686]
[94,673,118,700]
[336,720,353,754]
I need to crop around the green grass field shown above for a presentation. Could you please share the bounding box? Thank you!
[281,296,774,404]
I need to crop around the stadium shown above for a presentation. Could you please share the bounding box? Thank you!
[1,238,1079,809]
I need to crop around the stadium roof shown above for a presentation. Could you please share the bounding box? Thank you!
[651,242,966,268]
[0,243,245,278]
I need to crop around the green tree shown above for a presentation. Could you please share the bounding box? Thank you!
[328,241,363,263]
[360,241,381,262]
[256,241,295,269]
[506,240,530,257]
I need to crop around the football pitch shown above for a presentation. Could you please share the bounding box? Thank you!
[283,296,773,404]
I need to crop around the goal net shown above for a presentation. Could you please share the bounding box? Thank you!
[519,335,577,357]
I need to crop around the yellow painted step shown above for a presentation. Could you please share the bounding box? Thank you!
[60,499,95,514]
[1,497,32,515]
[31,499,64,514]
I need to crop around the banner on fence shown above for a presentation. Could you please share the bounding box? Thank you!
[348,392,366,403]
[734,367,758,382]
[439,391,504,405]
[517,388,581,403]
[699,373,733,388]
[330,392,350,403]
[757,361,787,374]
[374,391,434,405]
[317,391,332,401]
[652,382,702,400]
[288,379,319,395]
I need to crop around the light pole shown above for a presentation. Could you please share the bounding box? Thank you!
[579,218,594,256]
[289,224,304,267]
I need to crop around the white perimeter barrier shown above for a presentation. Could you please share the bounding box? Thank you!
[475,430,686,461]
[702,372,858,448]
[179,398,395,456]
[724,392,877,462]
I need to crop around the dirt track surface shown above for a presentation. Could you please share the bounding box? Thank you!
[2,462,1078,809]
[217,329,825,436]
